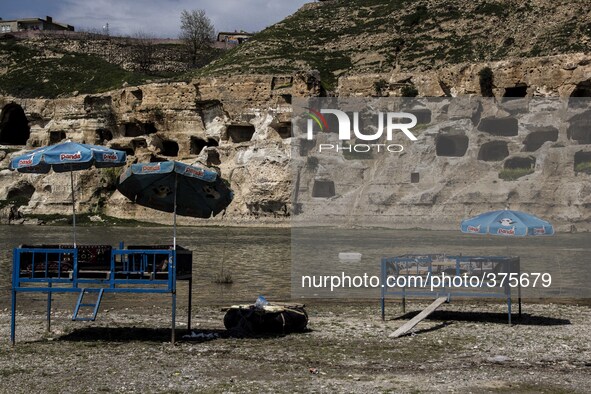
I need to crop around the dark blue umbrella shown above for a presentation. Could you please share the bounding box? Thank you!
[117,161,233,247]
[460,209,554,237]
[9,141,127,246]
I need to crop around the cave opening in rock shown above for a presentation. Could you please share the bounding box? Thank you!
[523,128,558,152]
[574,151,591,173]
[145,123,157,134]
[0,103,30,145]
[190,137,219,155]
[125,123,142,137]
[207,149,221,166]
[568,81,591,109]
[130,89,143,101]
[190,138,206,155]
[410,108,432,125]
[503,84,528,98]
[567,111,591,143]
[7,183,35,199]
[300,139,316,156]
[478,117,519,137]
[504,156,535,170]
[161,140,179,157]
[227,124,255,143]
[272,122,292,139]
[131,138,147,150]
[435,134,469,157]
[571,80,591,98]
[124,122,157,137]
[312,180,335,198]
[280,94,292,105]
[478,141,510,161]
[7,182,35,202]
[95,129,113,144]
[49,131,66,145]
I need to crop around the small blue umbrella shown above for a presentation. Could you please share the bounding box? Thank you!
[9,141,126,174]
[117,161,233,248]
[9,141,128,246]
[460,209,554,237]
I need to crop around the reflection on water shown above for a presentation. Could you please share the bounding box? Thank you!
[0,225,291,310]
[1,225,590,313]
[292,228,591,299]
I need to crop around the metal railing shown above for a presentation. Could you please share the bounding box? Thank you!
[10,245,190,345]
[380,254,521,324]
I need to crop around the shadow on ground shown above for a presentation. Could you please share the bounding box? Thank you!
[58,327,312,342]
[391,311,570,326]
[58,327,228,343]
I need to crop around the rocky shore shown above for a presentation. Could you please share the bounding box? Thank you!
[1,300,590,393]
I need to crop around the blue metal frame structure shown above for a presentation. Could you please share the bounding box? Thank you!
[10,245,193,345]
[380,254,521,324]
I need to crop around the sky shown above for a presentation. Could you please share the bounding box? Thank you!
[1,0,310,38]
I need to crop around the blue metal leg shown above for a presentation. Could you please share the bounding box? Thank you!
[381,296,385,321]
[46,283,52,332]
[171,291,176,345]
[10,290,16,346]
[508,295,512,326]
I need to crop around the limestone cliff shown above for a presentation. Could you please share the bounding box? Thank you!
[0,71,320,226]
[1,54,591,230]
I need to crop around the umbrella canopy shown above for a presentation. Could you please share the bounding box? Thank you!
[117,161,233,218]
[117,161,233,248]
[9,141,127,173]
[460,209,554,237]
[9,141,127,247]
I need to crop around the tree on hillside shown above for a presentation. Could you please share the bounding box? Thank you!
[129,31,156,74]
[179,9,215,68]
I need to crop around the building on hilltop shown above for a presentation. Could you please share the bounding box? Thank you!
[216,31,253,48]
[0,16,74,33]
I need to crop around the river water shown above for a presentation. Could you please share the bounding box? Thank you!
[1,226,590,313]
[0,225,291,311]
[291,227,591,299]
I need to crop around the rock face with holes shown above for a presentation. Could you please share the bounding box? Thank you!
[1,55,591,229]
[339,53,591,98]
[0,73,323,225]
[293,95,591,232]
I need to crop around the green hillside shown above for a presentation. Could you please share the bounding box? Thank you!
[2,0,590,97]
[197,0,591,88]
[0,39,151,98]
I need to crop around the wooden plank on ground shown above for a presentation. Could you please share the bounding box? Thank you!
[390,296,448,338]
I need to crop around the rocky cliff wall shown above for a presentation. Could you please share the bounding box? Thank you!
[1,55,591,230]
[0,71,321,225]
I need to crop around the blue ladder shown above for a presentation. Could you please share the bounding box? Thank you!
[72,288,104,321]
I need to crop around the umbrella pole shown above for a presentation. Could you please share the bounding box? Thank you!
[173,173,177,250]
[70,169,77,248]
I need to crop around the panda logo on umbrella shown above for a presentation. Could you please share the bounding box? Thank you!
[499,218,515,227]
